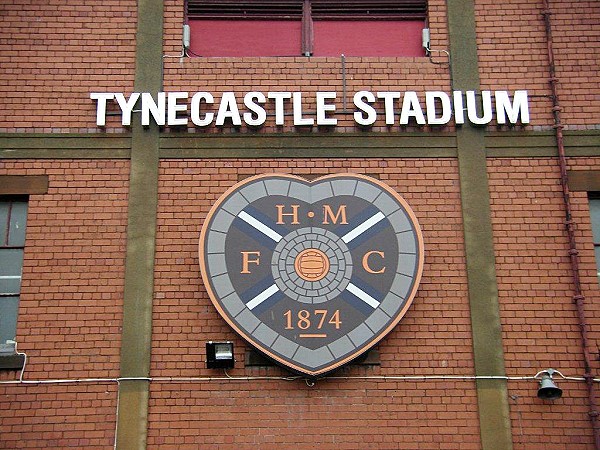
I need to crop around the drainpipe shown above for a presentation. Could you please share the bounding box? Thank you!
[541,2,600,448]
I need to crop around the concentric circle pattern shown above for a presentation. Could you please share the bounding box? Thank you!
[272,227,353,304]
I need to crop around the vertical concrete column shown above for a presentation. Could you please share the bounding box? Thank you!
[115,0,163,449]
[446,1,513,449]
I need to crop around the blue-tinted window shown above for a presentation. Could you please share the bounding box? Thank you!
[0,196,28,344]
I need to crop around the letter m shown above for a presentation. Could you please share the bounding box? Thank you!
[495,90,530,125]
[323,205,348,225]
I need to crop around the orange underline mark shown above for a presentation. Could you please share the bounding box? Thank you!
[299,334,328,338]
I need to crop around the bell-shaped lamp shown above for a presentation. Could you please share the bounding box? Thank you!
[537,369,563,400]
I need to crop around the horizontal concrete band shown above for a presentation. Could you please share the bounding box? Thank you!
[0,130,598,159]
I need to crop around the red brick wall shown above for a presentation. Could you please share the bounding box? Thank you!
[147,159,479,448]
[0,384,118,449]
[504,379,594,450]
[0,0,599,448]
[162,0,451,134]
[0,0,137,132]
[488,156,600,449]
[540,2,600,128]
[162,57,452,133]
[0,160,128,448]
[0,0,597,132]
[148,379,480,449]
[562,157,600,354]
[475,0,600,129]
[3,156,599,448]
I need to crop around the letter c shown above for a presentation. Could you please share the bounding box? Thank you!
[362,251,386,274]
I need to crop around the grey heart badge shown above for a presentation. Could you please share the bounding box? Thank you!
[199,173,424,377]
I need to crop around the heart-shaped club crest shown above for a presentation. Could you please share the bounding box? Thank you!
[199,173,424,377]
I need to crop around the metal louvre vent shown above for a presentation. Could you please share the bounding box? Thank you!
[187,0,427,20]
[311,1,427,19]
[187,1,304,19]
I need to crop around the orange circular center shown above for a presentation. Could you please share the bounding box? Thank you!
[294,248,330,282]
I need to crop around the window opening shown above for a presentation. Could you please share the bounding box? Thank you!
[185,0,427,57]
[589,194,600,284]
[0,196,28,345]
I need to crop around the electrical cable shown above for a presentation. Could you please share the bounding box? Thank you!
[1,371,596,386]
[184,48,203,58]
[163,46,186,58]
[13,340,27,383]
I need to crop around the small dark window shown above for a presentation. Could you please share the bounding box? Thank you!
[186,0,427,57]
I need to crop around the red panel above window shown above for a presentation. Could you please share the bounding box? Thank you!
[189,20,302,57]
[313,20,425,57]
[186,0,427,57]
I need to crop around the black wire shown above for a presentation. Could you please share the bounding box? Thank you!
[185,48,204,57]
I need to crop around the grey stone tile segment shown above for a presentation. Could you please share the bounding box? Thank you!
[272,335,299,358]
[396,230,417,254]
[222,191,250,216]
[310,181,334,202]
[239,180,267,203]
[390,273,413,300]
[235,308,261,334]
[331,179,358,196]
[373,192,401,215]
[211,273,235,297]
[328,335,356,359]
[365,307,392,333]
[288,181,311,201]
[348,323,372,348]
[397,252,417,277]
[253,323,278,347]
[264,178,291,196]
[379,292,405,317]
[354,180,382,202]
[294,345,334,367]
[221,292,246,317]
[387,209,413,233]
[206,231,226,254]
[211,209,235,233]
[207,253,227,276]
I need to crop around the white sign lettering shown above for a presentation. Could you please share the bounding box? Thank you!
[91,90,530,128]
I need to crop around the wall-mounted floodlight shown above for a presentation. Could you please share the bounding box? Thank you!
[537,368,563,400]
[206,341,234,369]
[422,28,431,54]
[421,28,449,64]
[182,24,191,50]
